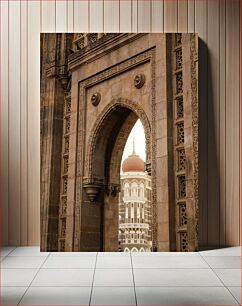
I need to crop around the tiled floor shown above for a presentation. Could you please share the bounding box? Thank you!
[0,246,241,305]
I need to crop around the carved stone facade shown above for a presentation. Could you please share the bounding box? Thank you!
[119,169,152,252]
[40,33,198,252]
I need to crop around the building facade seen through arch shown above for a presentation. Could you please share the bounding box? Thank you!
[119,142,152,252]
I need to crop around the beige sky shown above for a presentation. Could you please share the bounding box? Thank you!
[121,119,146,166]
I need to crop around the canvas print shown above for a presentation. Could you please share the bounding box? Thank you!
[40,33,198,252]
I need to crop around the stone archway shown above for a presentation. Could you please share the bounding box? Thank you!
[82,98,153,251]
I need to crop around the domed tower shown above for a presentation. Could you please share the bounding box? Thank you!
[122,141,145,173]
[118,140,152,252]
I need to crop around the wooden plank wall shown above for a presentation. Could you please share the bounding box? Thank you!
[0,0,240,247]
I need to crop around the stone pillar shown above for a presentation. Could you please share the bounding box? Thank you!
[155,34,176,251]
[40,34,64,251]
[40,34,73,251]
[182,34,199,251]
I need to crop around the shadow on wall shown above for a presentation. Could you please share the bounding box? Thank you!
[198,38,221,250]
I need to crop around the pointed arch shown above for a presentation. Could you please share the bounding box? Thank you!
[84,97,151,183]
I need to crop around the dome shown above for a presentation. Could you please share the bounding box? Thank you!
[122,154,145,172]
[122,140,145,173]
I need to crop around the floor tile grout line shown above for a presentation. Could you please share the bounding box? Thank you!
[89,251,98,306]
[225,286,241,305]
[130,252,137,306]
[2,285,240,288]
[1,255,52,269]
[16,251,51,306]
[198,253,240,305]
[0,256,7,263]
[1,267,241,270]
[3,266,241,270]
[1,246,17,257]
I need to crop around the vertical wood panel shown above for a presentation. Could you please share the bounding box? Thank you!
[56,0,67,32]
[9,0,21,245]
[67,0,74,32]
[207,0,220,246]
[219,0,226,246]
[104,1,119,32]
[73,0,88,32]
[120,0,132,32]
[188,0,195,33]
[20,0,28,245]
[41,0,56,32]
[138,0,151,32]
[90,1,104,32]
[178,0,188,32]
[0,1,9,245]
[195,0,208,247]
[164,0,178,32]
[225,0,240,245]
[151,0,164,32]
[240,0,242,247]
[28,1,40,245]
[132,0,138,32]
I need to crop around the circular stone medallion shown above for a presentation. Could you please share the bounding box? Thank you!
[134,73,146,89]
[91,92,101,106]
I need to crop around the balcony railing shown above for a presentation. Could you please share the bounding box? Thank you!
[119,223,149,229]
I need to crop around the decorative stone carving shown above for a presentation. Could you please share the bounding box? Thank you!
[179,203,187,226]
[59,239,65,251]
[177,149,186,171]
[88,33,98,44]
[74,34,86,50]
[178,175,186,199]
[107,184,121,197]
[145,160,152,176]
[176,72,183,94]
[176,49,183,70]
[61,197,67,215]
[172,34,188,251]
[177,122,184,145]
[60,218,66,237]
[150,49,157,251]
[190,34,199,250]
[175,33,182,47]
[91,92,101,106]
[180,232,188,251]
[134,73,146,89]
[72,33,120,54]
[64,136,69,154]
[176,96,184,119]
[65,116,71,134]
[62,175,68,195]
[83,183,101,202]
[63,156,69,174]
[59,75,71,91]
[65,96,71,114]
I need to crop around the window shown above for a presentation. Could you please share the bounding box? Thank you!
[140,183,144,197]
[131,182,138,197]
[124,182,130,197]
